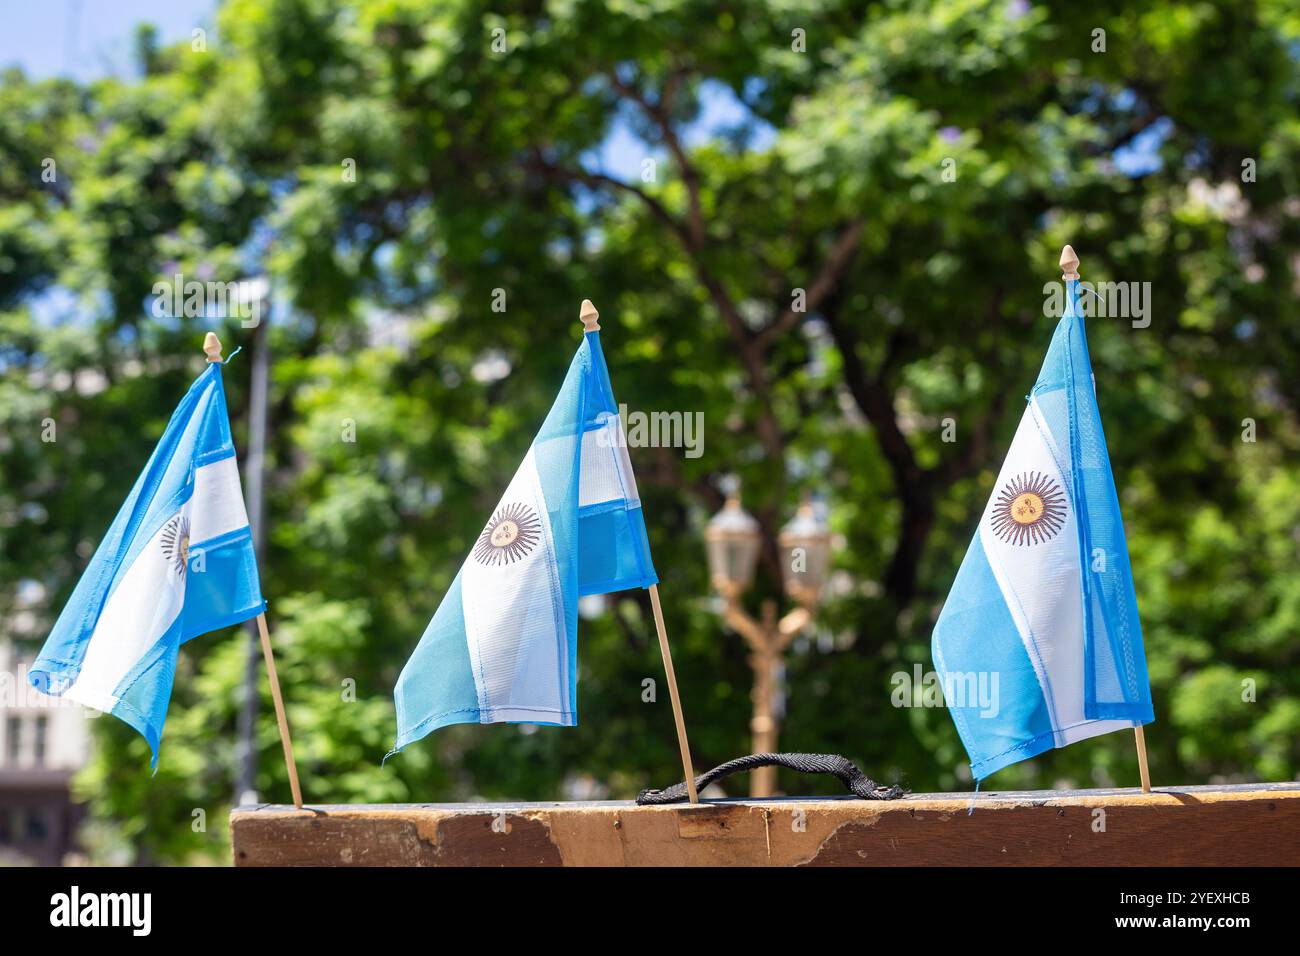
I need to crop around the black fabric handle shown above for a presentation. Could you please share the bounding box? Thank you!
[636,752,906,805]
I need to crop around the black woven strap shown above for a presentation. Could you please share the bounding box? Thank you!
[636,752,906,805]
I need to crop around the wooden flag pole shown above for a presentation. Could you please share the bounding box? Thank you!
[649,585,699,804]
[1058,249,1153,795]
[581,301,699,804]
[1134,724,1152,794]
[256,612,304,808]
[205,332,304,809]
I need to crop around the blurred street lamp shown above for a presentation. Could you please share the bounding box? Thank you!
[703,490,761,598]
[778,499,832,607]
[705,485,832,797]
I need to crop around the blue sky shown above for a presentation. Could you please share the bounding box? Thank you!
[2,1,1157,242]
[0,1,770,186]
[0,0,219,81]
[4,2,775,327]
[4,2,1159,330]
[3,1,1157,180]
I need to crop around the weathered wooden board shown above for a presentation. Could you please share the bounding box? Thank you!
[230,782,1300,867]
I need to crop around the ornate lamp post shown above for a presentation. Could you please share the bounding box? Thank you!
[705,487,832,797]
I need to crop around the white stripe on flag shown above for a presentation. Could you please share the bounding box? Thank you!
[63,455,253,714]
[64,512,187,714]
[190,455,252,543]
[461,447,569,721]
[978,395,1086,746]
[579,413,641,509]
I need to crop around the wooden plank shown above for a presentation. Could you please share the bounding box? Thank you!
[230,783,1300,867]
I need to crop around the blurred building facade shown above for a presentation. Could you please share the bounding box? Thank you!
[0,641,90,865]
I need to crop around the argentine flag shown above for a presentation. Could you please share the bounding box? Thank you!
[391,324,656,753]
[931,277,1153,781]
[30,360,264,767]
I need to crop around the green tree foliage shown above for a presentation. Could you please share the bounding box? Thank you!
[1,0,1297,862]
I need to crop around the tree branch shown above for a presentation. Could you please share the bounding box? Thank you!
[937,289,1010,485]
[822,293,932,606]
[757,219,864,349]
[525,150,690,246]
[607,71,706,249]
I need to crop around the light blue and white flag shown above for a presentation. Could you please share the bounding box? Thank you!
[391,327,657,754]
[931,278,1153,781]
[30,361,264,767]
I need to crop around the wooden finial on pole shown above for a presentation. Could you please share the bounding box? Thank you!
[203,332,223,363]
[1060,244,1080,281]
[580,299,601,332]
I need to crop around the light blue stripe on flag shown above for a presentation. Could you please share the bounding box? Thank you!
[30,363,264,766]
[391,331,657,754]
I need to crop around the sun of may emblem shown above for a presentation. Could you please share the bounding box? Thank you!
[160,514,191,575]
[990,472,1066,546]
[472,502,541,566]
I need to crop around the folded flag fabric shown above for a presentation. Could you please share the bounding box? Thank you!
[391,328,656,753]
[931,278,1153,781]
[30,361,264,767]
